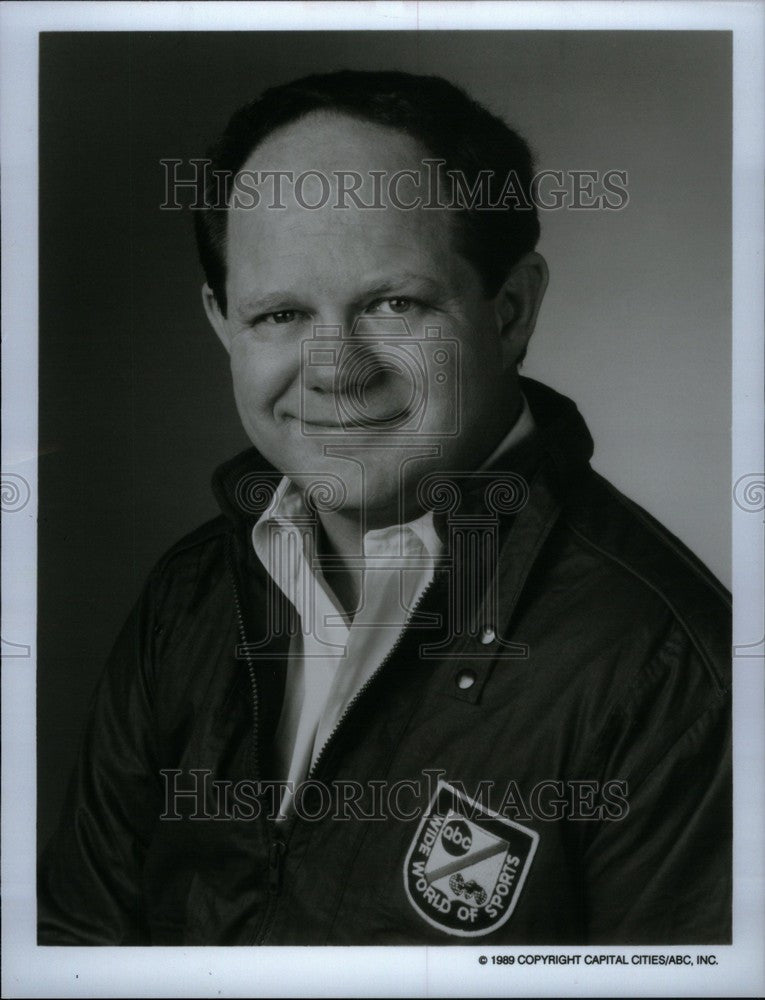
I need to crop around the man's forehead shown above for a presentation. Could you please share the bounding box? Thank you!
[237,108,430,177]
[228,109,448,227]
[226,198,453,253]
[226,147,457,277]
[223,110,471,300]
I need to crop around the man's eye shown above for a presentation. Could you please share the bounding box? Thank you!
[252,310,298,326]
[366,297,413,315]
[268,310,297,324]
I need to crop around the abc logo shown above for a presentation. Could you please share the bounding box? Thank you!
[441,820,472,857]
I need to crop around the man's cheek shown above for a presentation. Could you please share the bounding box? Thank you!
[232,374,266,418]
[231,358,284,414]
[237,343,299,399]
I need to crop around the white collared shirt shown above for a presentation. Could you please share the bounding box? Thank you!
[251,395,536,818]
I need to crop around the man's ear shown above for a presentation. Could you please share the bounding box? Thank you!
[202,284,231,353]
[493,252,549,368]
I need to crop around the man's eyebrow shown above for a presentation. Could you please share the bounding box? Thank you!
[237,274,447,317]
[236,292,303,317]
[358,273,446,300]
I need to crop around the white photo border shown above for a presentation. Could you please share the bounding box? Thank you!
[2,2,762,997]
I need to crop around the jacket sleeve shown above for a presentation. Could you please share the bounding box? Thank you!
[580,623,732,944]
[38,569,164,945]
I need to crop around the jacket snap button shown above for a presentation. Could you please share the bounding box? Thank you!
[456,670,476,690]
[480,626,496,645]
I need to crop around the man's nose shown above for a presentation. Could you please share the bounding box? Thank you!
[302,322,343,395]
[302,319,380,396]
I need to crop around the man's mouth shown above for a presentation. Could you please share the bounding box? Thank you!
[291,412,412,430]
[291,415,344,429]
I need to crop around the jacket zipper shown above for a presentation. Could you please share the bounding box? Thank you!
[306,569,442,783]
[227,533,444,943]
[226,534,288,945]
[229,542,260,777]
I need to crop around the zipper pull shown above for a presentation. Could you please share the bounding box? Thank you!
[268,839,286,894]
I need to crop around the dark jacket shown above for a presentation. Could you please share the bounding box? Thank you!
[38,378,731,945]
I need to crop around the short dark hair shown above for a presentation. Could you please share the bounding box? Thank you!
[195,70,540,315]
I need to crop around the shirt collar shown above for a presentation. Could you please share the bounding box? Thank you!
[253,477,443,562]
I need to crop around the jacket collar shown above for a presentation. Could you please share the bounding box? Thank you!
[211,376,594,531]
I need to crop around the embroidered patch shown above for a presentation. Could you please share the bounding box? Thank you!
[403,780,538,937]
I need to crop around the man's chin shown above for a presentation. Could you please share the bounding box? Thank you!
[255,429,446,522]
[298,467,421,527]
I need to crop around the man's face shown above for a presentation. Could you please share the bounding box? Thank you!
[205,112,539,526]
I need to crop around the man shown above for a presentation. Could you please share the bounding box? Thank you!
[39,70,731,945]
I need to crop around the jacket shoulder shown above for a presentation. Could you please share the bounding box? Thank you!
[140,515,234,625]
[152,514,230,574]
[559,468,730,692]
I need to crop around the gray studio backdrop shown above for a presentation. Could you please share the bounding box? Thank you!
[38,30,731,847]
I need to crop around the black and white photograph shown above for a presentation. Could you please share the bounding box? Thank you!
[2,2,764,997]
